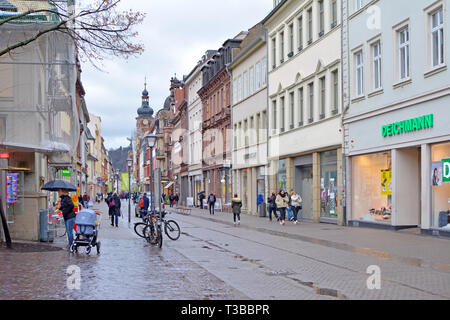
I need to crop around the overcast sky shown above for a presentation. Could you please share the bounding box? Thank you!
[82,0,273,150]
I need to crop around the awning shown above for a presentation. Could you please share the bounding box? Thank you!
[164,182,174,189]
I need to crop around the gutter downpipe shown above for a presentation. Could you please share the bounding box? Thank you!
[225,63,233,204]
[340,0,349,226]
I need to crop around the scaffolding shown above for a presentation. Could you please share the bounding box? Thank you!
[0,21,79,157]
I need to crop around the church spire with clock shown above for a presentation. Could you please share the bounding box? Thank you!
[136,80,154,133]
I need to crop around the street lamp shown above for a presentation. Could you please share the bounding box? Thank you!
[127,158,132,225]
[145,133,157,213]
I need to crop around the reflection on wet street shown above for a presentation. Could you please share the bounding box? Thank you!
[0,203,246,300]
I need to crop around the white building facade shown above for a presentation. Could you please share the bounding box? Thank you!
[264,0,345,224]
[231,24,269,215]
[343,0,450,235]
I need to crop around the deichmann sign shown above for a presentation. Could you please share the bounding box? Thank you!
[382,114,433,137]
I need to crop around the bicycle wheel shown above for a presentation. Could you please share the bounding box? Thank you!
[143,225,155,244]
[134,222,148,238]
[164,220,180,241]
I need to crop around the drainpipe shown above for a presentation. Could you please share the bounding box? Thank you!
[225,63,233,205]
[340,0,349,226]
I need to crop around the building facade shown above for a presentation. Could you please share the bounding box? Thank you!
[343,0,450,235]
[198,33,247,210]
[264,0,344,224]
[230,23,269,215]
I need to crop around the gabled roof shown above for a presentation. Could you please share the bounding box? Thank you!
[0,0,17,12]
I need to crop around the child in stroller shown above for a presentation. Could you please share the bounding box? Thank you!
[70,207,101,255]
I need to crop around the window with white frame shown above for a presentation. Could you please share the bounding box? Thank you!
[249,67,254,95]
[399,27,410,80]
[289,91,295,129]
[308,82,314,123]
[332,69,339,113]
[280,96,285,132]
[307,8,313,44]
[318,0,324,36]
[320,76,326,118]
[298,87,304,126]
[262,58,267,86]
[355,50,364,97]
[272,100,277,130]
[237,76,242,101]
[280,31,285,62]
[256,62,261,89]
[272,37,277,68]
[298,15,303,50]
[289,24,294,54]
[355,0,363,11]
[243,71,248,99]
[431,7,444,68]
[233,79,237,104]
[331,0,338,28]
[372,41,382,90]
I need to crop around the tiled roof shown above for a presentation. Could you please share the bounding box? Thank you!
[0,0,17,11]
[7,0,50,13]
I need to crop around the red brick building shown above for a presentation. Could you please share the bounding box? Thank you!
[198,32,247,209]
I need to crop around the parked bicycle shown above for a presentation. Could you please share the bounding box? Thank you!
[134,209,180,243]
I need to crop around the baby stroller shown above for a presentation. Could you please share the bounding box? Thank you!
[70,208,101,255]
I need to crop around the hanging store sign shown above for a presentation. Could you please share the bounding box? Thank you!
[382,114,433,137]
[61,169,71,177]
[443,159,450,183]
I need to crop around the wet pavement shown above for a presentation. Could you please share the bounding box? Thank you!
[0,201,246,300]
[1,201,450,300]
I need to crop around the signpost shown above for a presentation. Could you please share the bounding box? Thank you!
[443,159,450,183]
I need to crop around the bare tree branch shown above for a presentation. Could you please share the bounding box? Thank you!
[0,0,146,66]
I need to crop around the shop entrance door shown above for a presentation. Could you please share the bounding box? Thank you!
[296,165,313,221]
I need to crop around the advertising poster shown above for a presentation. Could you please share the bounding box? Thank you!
[6,173,18,204]
[431,161,443,186]
[121,173,129,191]
[443,159,450,183]
[381,169,392,196]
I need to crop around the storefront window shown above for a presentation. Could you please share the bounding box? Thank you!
[241,169,248,210]
[431,142,450,230]
[320,150,338,219]
[277,159,287,192]
[352,152,392,223]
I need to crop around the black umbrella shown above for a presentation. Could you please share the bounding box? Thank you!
[197,191,205,195]
[41,180,77,192]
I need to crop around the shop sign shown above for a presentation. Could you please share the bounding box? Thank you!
[382,114,433,137]
[61,169,71,177]
[381,170,392,196]
[443,159,450,183]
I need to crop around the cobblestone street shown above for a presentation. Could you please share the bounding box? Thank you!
[1,201,450,300]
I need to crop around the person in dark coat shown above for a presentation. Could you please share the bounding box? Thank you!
[106,192,121,227]
[58,189,76,248]
[267,192,279,222]
[231,194,242,226]
[208,193,216,215]
[198,192,205,209]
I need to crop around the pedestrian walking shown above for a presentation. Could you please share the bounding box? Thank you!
[231,194,242,226]
[106,192,121,227]
[58,189,76,249]
[275,189,289,225]
[174,193,179,207]
[169,193,174,208]
[140,193,150,222]
[290,190,303,224]
[267,192,279,222]
[208,193,216,215]
[198,192,205,209]
[83,193,89,208]
[287,190,294,221]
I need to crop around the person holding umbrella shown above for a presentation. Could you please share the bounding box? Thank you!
[58,189,76,248]
[41,179,77,250]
